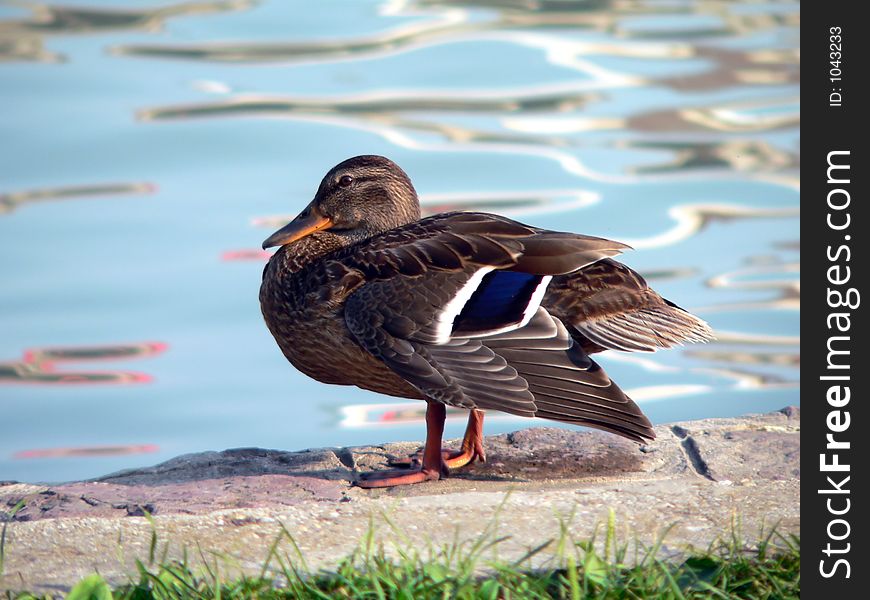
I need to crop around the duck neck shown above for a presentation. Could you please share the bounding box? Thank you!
[271,231,353,274]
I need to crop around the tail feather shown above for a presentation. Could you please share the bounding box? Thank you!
[481,309,656,442]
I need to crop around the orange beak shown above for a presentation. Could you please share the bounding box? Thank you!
[262,206,333,249]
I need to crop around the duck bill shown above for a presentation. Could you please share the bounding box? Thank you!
[262,209,334,249]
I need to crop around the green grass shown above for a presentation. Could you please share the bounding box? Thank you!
[2,510,799,600]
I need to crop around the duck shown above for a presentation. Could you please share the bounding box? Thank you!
[260,155,713,488]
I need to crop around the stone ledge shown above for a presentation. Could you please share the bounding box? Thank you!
[0,407,799,592]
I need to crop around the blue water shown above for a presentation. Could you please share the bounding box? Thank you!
[0,0,799,483]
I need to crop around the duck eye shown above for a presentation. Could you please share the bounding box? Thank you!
[338,175,354,188]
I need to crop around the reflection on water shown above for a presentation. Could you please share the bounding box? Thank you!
[0,183,154,214]
[687,349,798,369]
[110,0,798,91]
[704,261,800,311]
[14,444,159,460]
[697,367,798,391]
[620,96,799,134]
[712,330,799,346]
[621,204,799,250]
[138,88,603,121]
[139,93,799,135]
[0,343,166,385]
[0,0,799,482]
[625,139,798,174]
[659,46,798,91]
[0,0,254,61]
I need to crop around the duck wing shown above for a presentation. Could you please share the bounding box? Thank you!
[544,259,714,354]
[342,212,654,442]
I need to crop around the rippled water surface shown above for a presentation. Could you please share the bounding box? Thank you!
[0,0,799,483]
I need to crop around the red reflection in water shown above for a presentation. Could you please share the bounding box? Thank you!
[377,406,468,424]
[221,249,271,262]
[0,342,167,385]
[13,444,159,459]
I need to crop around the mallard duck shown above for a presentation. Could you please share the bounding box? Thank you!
[260,155,713,488]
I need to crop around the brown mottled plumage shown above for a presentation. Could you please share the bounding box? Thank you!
[260,155,713,487]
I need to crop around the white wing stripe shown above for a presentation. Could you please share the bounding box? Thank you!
[433,267,495,344]
[521,275,552,328]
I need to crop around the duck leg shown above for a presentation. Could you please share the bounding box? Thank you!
[445,409,486,468]
[387,409,486,470]
[355,401,449,488]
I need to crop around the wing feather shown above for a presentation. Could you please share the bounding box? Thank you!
[545,258,714,353]
[340,212,656,441]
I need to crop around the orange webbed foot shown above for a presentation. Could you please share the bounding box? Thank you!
[354,462,447,488]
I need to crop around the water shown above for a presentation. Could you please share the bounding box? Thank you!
[0,0,799,484]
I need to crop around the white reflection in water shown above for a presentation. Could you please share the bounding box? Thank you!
[620,205,800,250]
[339,384,711,428]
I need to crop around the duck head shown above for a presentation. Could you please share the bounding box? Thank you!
[262,155,422,250]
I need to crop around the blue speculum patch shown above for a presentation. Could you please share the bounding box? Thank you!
[452,270,543,336]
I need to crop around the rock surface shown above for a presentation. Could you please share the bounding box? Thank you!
[1,407,799,592]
